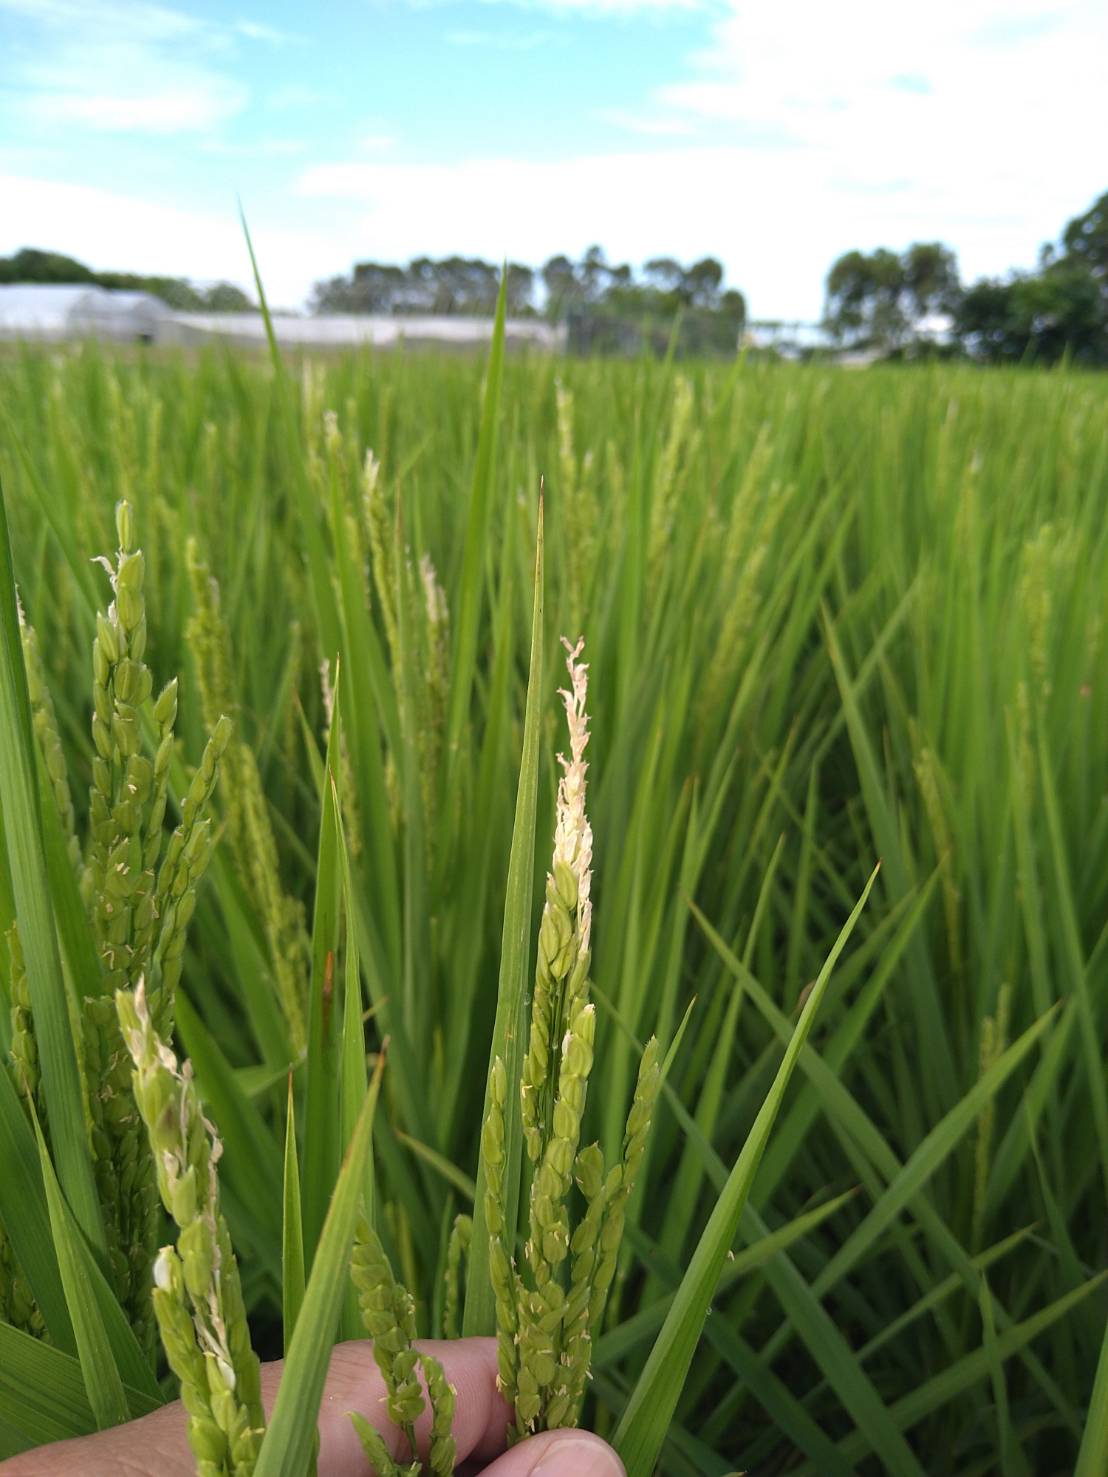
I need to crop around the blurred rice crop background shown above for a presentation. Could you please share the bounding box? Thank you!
[1,339,1106,1476]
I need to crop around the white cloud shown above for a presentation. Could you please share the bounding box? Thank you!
[0,175,344,308]
[267,84,329,111]
[445,28,555,49]
[234,19,300,45]
[293,104,1107,322]
[0,0,281,135]
[19,68,246,133]
[23,73,246,133]
[652,0,1108,183]
[457,0,700,12]
[598,107,696,137]
[0,0,200,40]
[201,137,309,159]
[3,0,1106,319]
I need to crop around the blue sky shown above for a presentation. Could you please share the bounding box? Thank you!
[1,0,1106,317]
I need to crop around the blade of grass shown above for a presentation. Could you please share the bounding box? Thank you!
[253,1053,384,1477]
[613,865,879,1477]
[282,1075,305,1357]
[28,1102,129,1429]
[0,1062,75,1351]
[395,1131,477,1203]
[445,268,508,775]
[1075,1310,1108,1477]
[302,715,344,1269]
[599,1187,858,1367]
[175,989,282,1259]
[463,497,543,1336]
[337,798,370,1343]
[0,1321,160,1449]
[0,478,104,1254]
[808,1272,1108,1471]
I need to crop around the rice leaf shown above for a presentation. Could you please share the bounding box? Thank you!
[613,866,879,1477]
[0,478,104,1253]
[0,1320,160,1449]
[0,1061,74,1351]
[1075,1309,1108,1477]
[253,1053,384,1477]
[27,1102,129,1429]
[463,497,543,1336]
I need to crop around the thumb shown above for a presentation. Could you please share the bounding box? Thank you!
[474,1429,625,1477]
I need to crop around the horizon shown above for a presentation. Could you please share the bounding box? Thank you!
[1,0,1106,319]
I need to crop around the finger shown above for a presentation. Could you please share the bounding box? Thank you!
[314,1337,514,1474]
[472,1429,625,1477]
[0,1337,512,1477]
[0,1400,196,1477]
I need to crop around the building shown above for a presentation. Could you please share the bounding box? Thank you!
[0,284,566,352]
[0,284,169,343]
[163,311,566,352]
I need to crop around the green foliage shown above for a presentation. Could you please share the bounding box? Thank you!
[0,340,1106,1476]
[309,246,746,354]
[954,258,1108,365]
[824,242,959,350]
[0,247,253,310]
[830,187,1108,363]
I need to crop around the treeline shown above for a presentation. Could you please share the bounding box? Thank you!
[0,248,254,313]
[311,247,747,326]
[826,189,1108,365]
[5,187,1107,365]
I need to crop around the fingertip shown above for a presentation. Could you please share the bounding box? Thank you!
[478,1428,625,1477]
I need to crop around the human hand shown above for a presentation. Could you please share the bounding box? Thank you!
[0,1338,623,1476]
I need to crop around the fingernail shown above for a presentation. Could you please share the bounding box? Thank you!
[531,1434,625,1476]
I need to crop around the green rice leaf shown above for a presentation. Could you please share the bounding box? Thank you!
[613,866,879,1477]
[1075,1309,1108,1477]
[0,1061,74,1351]
[0,478,104,1254]
[463,496,543,1336]
[282,1074,306,1358]
[254,1054,383,1477]
[27,1101,129,1429]
[0,1320,159,1450]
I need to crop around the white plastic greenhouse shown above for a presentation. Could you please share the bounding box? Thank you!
[0,285,169,342]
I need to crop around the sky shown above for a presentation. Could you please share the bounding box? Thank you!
[0,0,1106,319]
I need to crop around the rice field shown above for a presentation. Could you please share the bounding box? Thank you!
[0,329,1106,1476]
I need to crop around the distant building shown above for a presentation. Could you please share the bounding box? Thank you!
[0,284,169,342]
[162,312,566,352]
[0,286,565,352]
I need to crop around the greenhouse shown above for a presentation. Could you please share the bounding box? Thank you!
[0,284,169,342]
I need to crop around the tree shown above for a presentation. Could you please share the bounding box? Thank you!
[306,247,750,355]
[1061,190,1108,281]
[953,262,1108,365]
[1014,260,1107,363]
[541,255,579,319]
[0,248,260,312]
[902,242,960,320]
[824,243,962,352]
[202,283,253,312]
[720,288,746,328]
[578,245,610,304]
[950,188,1108,365]
[952,278,1019,360]
[0,248,95,284]
[505,263,535,315]
[313,261,408,313]
[312,258,529,317]
[825,247,910,348]
[643,257,684,296]
[683,257,724,309]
